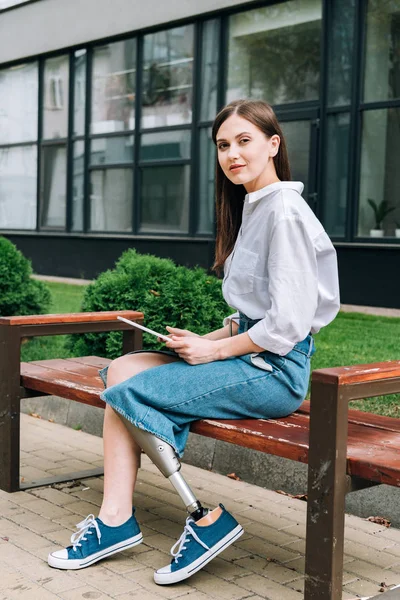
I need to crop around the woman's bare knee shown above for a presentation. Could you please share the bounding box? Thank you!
[106,353,178,387]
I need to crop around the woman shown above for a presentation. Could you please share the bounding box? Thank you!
[48,99,340,583]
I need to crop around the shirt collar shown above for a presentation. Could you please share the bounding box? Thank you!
[245,181,304,204]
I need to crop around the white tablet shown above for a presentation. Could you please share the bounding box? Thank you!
[117,316,171,342]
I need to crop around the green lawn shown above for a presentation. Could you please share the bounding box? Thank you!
[21,281,400,417]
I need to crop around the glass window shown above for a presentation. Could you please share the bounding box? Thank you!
[0,145,37,229]
[92,40,136,135]
[40,145,67,228]
[0,62,38,144]
[200,19,219,122]
[364,0,400,103]
[90,169,133,231]
[72,141,85,231]
[140,165,190,233]
[358,108,400,238]
[227,0,322,105]
[43,55,69,140]
[197,128,215,234]
[327,0,356,106]
[280,120,310,199]
[90,136,134,166]
[142,25,194,128]
[322,113,350,237]
[74,50,86,136]
[140,130,191,161]
[0,0,30,8]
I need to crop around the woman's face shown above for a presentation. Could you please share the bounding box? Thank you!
[216,113,280,193]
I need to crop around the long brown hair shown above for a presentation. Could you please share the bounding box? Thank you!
[211,99,291,274]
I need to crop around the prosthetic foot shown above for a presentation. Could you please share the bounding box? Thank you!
[120,417,208,521]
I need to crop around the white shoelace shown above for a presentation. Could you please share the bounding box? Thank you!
[70,514,101,552]
[170,517,210,563]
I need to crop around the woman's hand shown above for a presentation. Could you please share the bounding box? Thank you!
[165,334,220,365]
[157,326,200,344]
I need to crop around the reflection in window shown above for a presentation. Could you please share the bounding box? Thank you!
[358,108,400,238]
[0,146,37,229]
[140,165,190,233]
[92,40,136,134]
[40,145,67,228]
[142,25,194,128]
[72,141,85,231]
[43,55,69,139]
[200,19,219,122]
[227,0,321,105]
[0,62,38,144]
[280,120,310,199]
[90,169,133,231]
[327,0,355,106]
[90,136,134,166]
[323,113,350,237]
[198,128,215,234]
[74,50,86,136]
[364,0,400,102]
[140,130,191,161]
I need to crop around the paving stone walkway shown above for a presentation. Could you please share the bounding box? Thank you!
[1,414,400,599]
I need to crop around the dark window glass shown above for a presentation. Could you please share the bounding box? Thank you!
[322,113,350,237]
[140,130,191,161]
[327,0,356,106]
[280,120,310,199]
[74,50,86,136]
[227,0,322,105]
[142,25,194,128]
[200,19,219,122]
[43,55,69,140]
[40,145,67,228]
[92,39,136,134]
[0,145,37,229]
[90,136,134,166]
[0,62,38,144]
[197,128,215,234]
[358,108,400,238]
[364,0,400,103]
[90,168,133,231]
[140,165,190,233]
[72,141,85,232]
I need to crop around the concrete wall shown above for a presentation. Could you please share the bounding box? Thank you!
[0,0,257,64]
[21,396,400,529]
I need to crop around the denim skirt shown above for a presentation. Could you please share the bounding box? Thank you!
[99,313,315,457]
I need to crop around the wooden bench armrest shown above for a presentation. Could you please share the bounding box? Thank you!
[312,360,400,401]
[0,310,144,338]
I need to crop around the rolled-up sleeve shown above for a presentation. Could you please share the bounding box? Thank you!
[222,312,240,327]
[247,217,319,355]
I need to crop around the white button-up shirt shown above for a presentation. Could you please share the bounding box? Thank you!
[222,181,340,356]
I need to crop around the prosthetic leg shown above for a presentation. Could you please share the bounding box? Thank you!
[120,417,208,522]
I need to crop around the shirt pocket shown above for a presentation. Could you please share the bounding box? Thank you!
[228,247,258,295]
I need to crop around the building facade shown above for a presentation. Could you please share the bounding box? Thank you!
[0,0,399,306]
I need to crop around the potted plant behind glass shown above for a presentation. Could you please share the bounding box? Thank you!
[367,198,395,238]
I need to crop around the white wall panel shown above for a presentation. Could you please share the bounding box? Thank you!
[0,0,256,63]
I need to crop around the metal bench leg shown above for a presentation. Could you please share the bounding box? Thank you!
[305,379,349,600]
[0,327,21,492]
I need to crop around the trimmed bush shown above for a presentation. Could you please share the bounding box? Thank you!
[0,237,51,316]
[67,249,228,359]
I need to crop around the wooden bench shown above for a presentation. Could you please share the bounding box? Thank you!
[1,311,400,600]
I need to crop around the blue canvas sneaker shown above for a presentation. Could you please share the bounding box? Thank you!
[48,510,143,570]
[154,504,243,585]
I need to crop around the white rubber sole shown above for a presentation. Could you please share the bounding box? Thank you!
[154,524,244,585]
[48,532,143,570]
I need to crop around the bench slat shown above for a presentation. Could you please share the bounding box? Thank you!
[0,311,143,326]
[20,358,400,487]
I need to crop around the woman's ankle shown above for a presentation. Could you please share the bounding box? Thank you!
[98,505,132,526]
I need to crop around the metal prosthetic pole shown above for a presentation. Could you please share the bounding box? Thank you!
[120,416,208,521]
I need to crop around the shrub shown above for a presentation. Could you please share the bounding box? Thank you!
[67,249,228,359]
[0,237,51,316]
